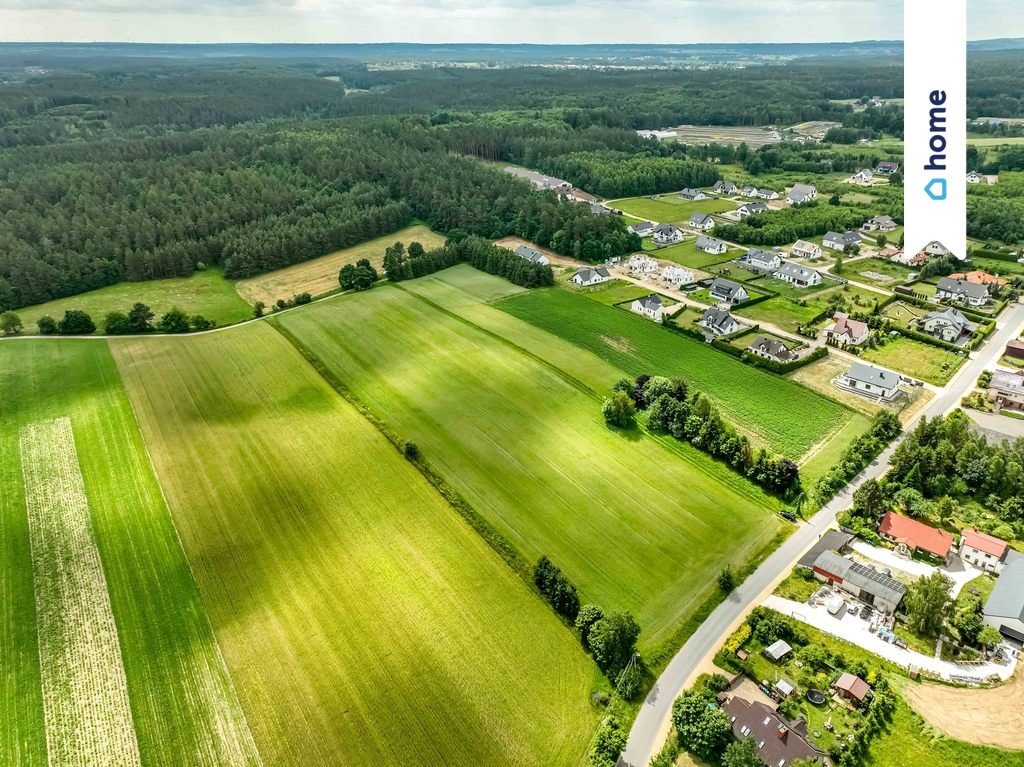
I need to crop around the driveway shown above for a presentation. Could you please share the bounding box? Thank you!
[763,595,1015,683]
[967,408,1024,442]
[848,540,983,597]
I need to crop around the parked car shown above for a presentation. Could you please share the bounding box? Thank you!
[847,604,859,616]
[860,606,874,621]
[781,510,798,522]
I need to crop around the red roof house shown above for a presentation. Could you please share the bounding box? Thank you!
[960,529,1012,573]
[878,512,954,561]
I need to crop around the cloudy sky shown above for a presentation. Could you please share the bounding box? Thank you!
[0,0,1020,44]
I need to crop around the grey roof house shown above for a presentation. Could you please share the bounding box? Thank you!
[774,262,822,287]
[679,187,706,200]
[812,550,906,614]
[837,362,901,401]
[688,212,716,231]
[984,557,1024,643]
[936,277,990,307]
[746,336,794,363]
[700,307,739,336]
[514,244,550,265]
[745,248,781,272]
[709,278,749,304]
[921,308,973,342]
[696,235,728,254]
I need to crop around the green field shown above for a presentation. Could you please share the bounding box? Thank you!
[851,258,919,288]
[0,341,260,766]
[614,195,735,223]
[111,322,597,767]
[277,273,785,649]
[494,284,857,459]
[14,268,252,334]
[643,239,737,270]
[860,336,966,385]
[735,284,880,331]
[567,278,660,306]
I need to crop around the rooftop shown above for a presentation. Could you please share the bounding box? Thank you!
[962,529,1009,559]
[879,511,954,558]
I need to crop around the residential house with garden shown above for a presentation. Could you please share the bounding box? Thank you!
[709,278,749,304]
[746,336,795,363]
[719,695,828,767]
[935,277,989,307]
[851,168,874,184]
[787,183,817,205]
[745,248,781,273]
[774,262,822,287]
[833,674,871,708]
[959,529,1016,575]
[791,240,823,260]
[878,511,955,564]
[653,223,684,245]
[514,244,550,266]
[876,160,900,174]
[824,313,869,346]
[988,369,1024,412]
[696,235,728,255]
[679,187,707,201]
[861,215,897,232]
[631,294,665,322]
[714,180,738,195]
[700,307,739,336]
[823,231,863,252]
[570,267,610,287]
[835,362,901,402]
[628,220,654,237]
[738,202,769,219]
[921,307,973,343]
[688,212,716,231]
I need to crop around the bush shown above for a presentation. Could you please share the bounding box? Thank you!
[104,311,134,335]
[0,311,23,336]
[588,611,640,678]
[575,604,605,650]
[159,307,191,333]
[36,315,57,335]
[57,310,96,335]
[588,717,626,767]
[402,440,420,460]
[615,663,643,702]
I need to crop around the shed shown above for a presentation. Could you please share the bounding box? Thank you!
[764,639,793,662]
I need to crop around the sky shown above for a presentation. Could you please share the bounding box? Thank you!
[0,0,1020,45]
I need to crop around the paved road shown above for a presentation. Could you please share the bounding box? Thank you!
[619,300,1024,767]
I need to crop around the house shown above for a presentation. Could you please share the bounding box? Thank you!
[851,168,874,184]
[921,308,972,342]
[823,313,870,346]
[876,160,900,174]
[756,188,780,200]
[833,674,871,708]
[688,212,716,231]
[788,183,817,204]
[1005,339,1024,361]
[713,180,738,195]
[791,240,822,260]
[628,220,655,237]
[764,640,793,662]
[627,253,659,274]
[709,278,749,304]
[983,557,1024,643]
[679,187,707,201]
[661,265,695,287]
[700,307,739,336]
[514,244,550,266]
[720,696,828,766]
[797,530,855,569]
[746,336,795,363]
[738,202,768,218]
[652,223,684,245]
[696,235,728,255]
[812,550,906,614]
[862,215,897,232]
[631,294,665,322]
[935,277,990,307]
[836,362,901,401]
[745,248,781,273]
[878,511,955,563]
[989,369,1024,412]
[590,203,610,216]
[570,267,610,287]
[741,185,759,198]
[967,171,984,184]
[823,231,863,252]
[774,262,822,287]
[949,270,1008,287]
[924,240,953,257]
[960,529,1014,574]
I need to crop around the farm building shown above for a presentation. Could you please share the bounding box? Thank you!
[983,558,1024,643]
[878,511,955,563]
[774,262,822,287]
[935,277,989,307]
[862,215,897,232]
[824,313,869,346]
[746,336,794,363]
[514,245,550,266]
[823,231,863,252]
[833,674,871,707]
[719,696,828,766]
[921,308,973,342]
[631,294,665,322]
[835,362,901,401]
[745,248,781,273]
[628,220,655,237]
[688,213,716,231]
[798,530,855,568]
[709,278,748,304]
[679,188,707,201]
[696,235,728,255]
[812,550,906,614]
[570,267,610,287]
[791,240,822,260]
[960,529,1014,575]
[652,224,684,245]
[590,203,610,216]
[738,202,768,218]
[989,369,1024,412]
[699,307,739,336]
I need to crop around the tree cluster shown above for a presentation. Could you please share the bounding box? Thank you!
[715,204,873,247]
[533,556,580,621]
[384,236,556,287]
[814,411,902,503]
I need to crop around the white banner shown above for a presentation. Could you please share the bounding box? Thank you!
[903,0,967,259]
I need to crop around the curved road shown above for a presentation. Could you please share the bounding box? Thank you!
[619,301,1024,767]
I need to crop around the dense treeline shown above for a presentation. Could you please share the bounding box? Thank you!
[966,173,1024,243]
[715,203,873,247]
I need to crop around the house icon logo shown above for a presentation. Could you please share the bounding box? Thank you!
[925,178,947,201]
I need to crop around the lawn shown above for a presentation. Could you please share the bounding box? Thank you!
[735,284,880,331]
[860,336,966,385]
[881,300,929,329]
[111,322,598,767]
[0,341,260,766]
[644,239,738,270]
[14,267,252,334]
[234,224,446,306]
[850,259,919,288]
[495,285,858,459]
[277,276,785,650]
[613,195,735,223]
[563,278,653,306]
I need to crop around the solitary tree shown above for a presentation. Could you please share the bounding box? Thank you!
[253,301,266,318]
[0,311,23,336]
[977,626,1003,659]
[718,566,735,593]
[128,302,154,332]
[904,571,953,638]
[672,690,731,761]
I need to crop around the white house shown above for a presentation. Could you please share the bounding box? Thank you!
[836,362,901,401]
[774,261,822,287]
[787,183,817,205]
[627,253,659,274]
[921,308,972,342]
[935,277,990,307]
[652,223,684,245]
[696,235,728,255]
[960,529,1014,575]
[713,180,738,195]
[756,188,780,200]
[745,248,781,273]
[628,220,654,237]
[851,169,874,184]
[876,161,900,175]
[688,213,716,231]
[514,244,550,266]
[709,277,748,304]
[824,312,870,346]
[738,202,769,219]
[823,231,863,252]
[741,185,759,198]
[925,240,954,257]
[699,307,739,336]
[862,215,897,232]
[791,240,822,260]
[746,336,795,363]
[661,265,695,287]
[983,558,1024,643]
[631,294,665,322]
[967,171,984,184]
[679,188,707,201]
[570,266,610,287]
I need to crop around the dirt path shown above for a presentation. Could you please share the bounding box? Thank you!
[900,670,1024,750]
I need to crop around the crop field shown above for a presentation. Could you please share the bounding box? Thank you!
[234,224,446,306]
[613,195,734,223]
[278,277,784,648]
[644,240,737,269]
[859,336,966,385]
[0,341,262,767]
[15,268,252,334]
[111,323,597,767]
[494,285,856,458]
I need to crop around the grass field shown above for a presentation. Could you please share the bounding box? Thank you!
[566,278,655,306]
[969,255,1024,278]
[234,224,446,306]
[850,259,919,288]
[111,323,597,767]
[0,341,261,767]
[613,195,735,224]
[644,240,736,269]
[882,301,929,329]
[966,136,1024,147]
[277,275,784,649]
[15,268,252,334]
[494,285,857,459]
[860,336,966,385]
[735,284,880,331]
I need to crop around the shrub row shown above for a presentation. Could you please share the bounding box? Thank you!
[384,235,555,288]
[814,410,902,503]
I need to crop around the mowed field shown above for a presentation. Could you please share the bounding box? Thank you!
[234,224,446,306]
[111,323,597,767]
[15,268,252,334]
[0,341,261,767]
[495,286,857,459]
[613,195,734,224]
[278,271,784,649]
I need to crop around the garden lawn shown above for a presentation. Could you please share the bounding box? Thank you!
[881,301,929,329]
[613,195,734,223]
[860,336,965,385]
[14,268,251,334]
[277,279,784,650]
[494,285,856,459]
[234,224,446,306]
[568,279,656,306]
[735,283,881,331]
[850,259,919,288]
[0,341,260,767]
[111,323,597,767]
[643,240,736,270]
